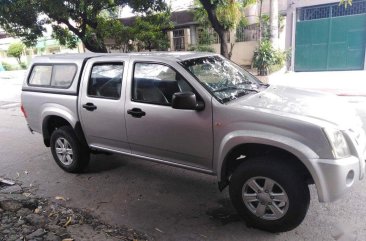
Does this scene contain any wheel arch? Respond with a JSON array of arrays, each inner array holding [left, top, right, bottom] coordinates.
[[41, 107, 87, 147], [216, 134, 320, 196]]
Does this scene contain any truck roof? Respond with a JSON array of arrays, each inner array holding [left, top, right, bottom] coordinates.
[[32, 51, 218, 63]]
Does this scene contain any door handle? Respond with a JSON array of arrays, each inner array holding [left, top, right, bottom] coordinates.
[[82, 103, 97, 111], [127, 108, 146, 118]]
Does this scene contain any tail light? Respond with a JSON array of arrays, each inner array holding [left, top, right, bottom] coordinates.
[[21, 103, 28, 118]]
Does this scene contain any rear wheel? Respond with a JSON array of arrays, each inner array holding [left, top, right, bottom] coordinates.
[[50, 126, 90, 173], [229, 156, 310, 232]]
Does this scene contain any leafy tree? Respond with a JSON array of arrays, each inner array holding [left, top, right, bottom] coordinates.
[[97, 18, 134, 52], [97, 11, 172, 52], [0, 0, 167, 52], [340, 0, 352, 7], [196, 0, 255, 58], [260, 14, 285, 42], [7, 42, 25, 64], [132, 12, 172, 51]]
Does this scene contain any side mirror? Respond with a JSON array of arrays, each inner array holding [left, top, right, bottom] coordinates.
[[172, 92, 204, 111]]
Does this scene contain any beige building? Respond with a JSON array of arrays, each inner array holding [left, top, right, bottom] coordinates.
[[165, 7, 287, 66], [114, 2, 288, 66]]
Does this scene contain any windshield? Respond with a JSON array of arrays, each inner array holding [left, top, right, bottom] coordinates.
[[181, 56, 266, 103]]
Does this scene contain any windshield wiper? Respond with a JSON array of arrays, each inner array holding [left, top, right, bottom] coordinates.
[[214, 86, 259, 93]]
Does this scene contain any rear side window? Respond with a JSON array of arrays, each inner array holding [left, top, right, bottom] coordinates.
[[87, 63, 124, 99], [51, 65, 77, 87], [29, 64, 77, 88], [29, 66, 52, 86]]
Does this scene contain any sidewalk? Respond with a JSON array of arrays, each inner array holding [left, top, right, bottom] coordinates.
[[0, 70, 26, 80], [268, 70, 366, 97]]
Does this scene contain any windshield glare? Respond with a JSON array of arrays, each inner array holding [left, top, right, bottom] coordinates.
[[181, 56, 264, 103]]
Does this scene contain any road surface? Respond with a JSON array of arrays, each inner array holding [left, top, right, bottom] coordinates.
[[1, 71, 365, 240]]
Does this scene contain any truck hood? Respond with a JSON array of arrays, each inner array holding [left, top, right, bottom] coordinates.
[[233, 85, 363, 130]]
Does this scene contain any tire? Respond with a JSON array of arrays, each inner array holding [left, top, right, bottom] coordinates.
[[229, 156, 310, 233], [50, 126, 90, 173]]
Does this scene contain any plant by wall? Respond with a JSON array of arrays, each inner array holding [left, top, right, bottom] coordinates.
[[188, 44, 215, 52], [259, 14, 285, 41], [7, 42, 25, 64], [253, 40, 289, 76]]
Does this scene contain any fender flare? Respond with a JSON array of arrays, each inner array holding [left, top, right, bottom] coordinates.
[[216, 131, 321, 196]]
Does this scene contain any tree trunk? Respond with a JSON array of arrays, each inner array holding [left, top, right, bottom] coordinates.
[[270, 0, 279, 48], [218, 30, 229, 58], [258, 0, 263, 42], [228, 42, 235, 60], [199, 0, 229, 58], [83, 40, 108, 53]]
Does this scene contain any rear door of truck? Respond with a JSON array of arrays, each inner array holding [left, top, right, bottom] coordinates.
[[78, 56, 130, 153]]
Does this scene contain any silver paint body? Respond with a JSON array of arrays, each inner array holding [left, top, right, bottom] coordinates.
[[21, 52, 366, 203]]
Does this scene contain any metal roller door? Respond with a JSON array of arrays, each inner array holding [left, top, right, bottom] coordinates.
[[295, 1, 366, 71]]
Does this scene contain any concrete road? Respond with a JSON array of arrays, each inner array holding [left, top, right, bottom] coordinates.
[[1, 72, 366, 240]]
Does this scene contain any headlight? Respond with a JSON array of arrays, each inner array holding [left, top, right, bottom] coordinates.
[[323, 128, 351, 159]]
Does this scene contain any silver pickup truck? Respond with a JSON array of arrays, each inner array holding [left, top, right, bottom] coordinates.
[[21, 52, 365, 232]]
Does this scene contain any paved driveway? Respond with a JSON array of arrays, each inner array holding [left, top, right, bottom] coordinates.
[[1, 70, 366, 240], [269, 70, 366, 96], [269, 70, 366, 128]]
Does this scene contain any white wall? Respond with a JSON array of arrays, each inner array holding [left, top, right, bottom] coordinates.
[[245, 0, 288, 25], [212, 41, 258, 66]]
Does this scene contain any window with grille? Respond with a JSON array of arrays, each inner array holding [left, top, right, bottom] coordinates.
[[197, 28, 230, 44], [173, 29, 185, 51], [236, 24, 259, 42], [299, 0, 366, 21]]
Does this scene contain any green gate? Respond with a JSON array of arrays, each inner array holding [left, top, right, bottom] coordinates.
[[295, 1, 366, 71]]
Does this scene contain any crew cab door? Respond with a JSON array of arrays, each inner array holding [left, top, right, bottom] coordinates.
[[79, 57, 130, 153], [124, 59, 213, 170]]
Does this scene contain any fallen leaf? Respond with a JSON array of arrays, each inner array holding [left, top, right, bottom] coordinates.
[[23, 193, 31, 197], [154, 228, 164, 233], [55, 196, 66, 201], [0, 178, 15, 185], [62, 239, 74, 241], [64, 216, 72, 227], [16, 172, 20, 177]]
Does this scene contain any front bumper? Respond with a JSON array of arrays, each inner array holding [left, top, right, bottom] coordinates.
[[314, 155, 365, 202]]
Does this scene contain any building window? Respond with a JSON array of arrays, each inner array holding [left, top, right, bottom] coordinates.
[[236, 24, 259, 42], [197, 28, 230, 44], [173, 29, 185, 51]]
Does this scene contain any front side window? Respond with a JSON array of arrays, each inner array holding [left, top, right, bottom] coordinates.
[[29, 64, 76, 87], [88, 63, 123, 99], [181, 56, 265, 103], [132, 62, 192, 105]]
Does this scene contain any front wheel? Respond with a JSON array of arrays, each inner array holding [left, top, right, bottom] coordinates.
[[229, 157, 310, 233], [50, 126, 90, 173]]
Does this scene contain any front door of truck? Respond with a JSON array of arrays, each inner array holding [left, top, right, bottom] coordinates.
[[124, 60, 213, 170], [79, 57, 130, 153]]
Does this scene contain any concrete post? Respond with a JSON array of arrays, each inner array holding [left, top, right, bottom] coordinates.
[[184, 28, 191, 50], [270, 0, 279, 49], [168, 31, 174, 51]]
